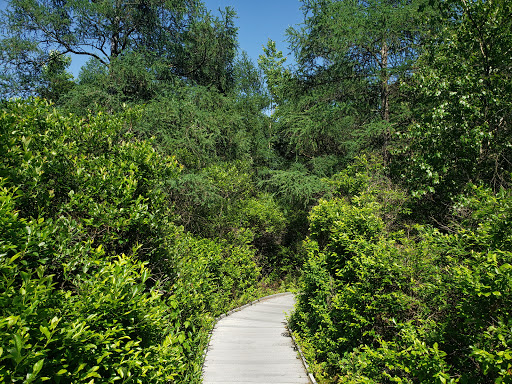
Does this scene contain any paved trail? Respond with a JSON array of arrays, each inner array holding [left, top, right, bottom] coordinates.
[[202, 293, 310, 384]]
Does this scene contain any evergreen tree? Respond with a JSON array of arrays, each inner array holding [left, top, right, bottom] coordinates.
[[278, 0, 435, 161]]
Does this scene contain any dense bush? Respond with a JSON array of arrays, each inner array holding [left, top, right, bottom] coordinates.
[[168, 160, 289, 275], [0, 99, 261, 383], [0, 99, 181, 274], [0, 181, 187, 383], [290, 162, 512, 383]]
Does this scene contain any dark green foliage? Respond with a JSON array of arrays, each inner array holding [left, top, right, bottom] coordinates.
[[232, 52, 276, 166], [271, 0, 436, 163], [171, 161, 254, 237], [180, 7, 239, 94], [63, 53, 171, 115], [394, 0, 512, 214], [132, 86, 254, 168], [261, 166, 329, 209], [168, 161, 290, 276], [258, 164, 330, 261]]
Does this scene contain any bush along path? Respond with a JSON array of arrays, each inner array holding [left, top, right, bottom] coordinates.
[[289, 158, 512, 383], [202, 293, 311, 384], [0, 99, 262, 383]]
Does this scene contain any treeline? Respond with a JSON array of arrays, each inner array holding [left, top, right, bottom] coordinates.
[[1, 0, 512, 383]]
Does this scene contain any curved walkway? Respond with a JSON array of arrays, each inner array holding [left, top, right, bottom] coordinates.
[[202, 293, 310, 384]]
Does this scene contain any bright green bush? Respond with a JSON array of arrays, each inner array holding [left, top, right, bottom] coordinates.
[[0, 181, 186, 383], [325, 155, 411, 228], [0, 99, 262, 383], [0, 99, 181, 271], [239, 193, 289, 274], [172, 229, 260, 316], [291, 166, 512, 383]]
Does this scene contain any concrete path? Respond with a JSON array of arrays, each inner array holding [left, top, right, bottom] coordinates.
[[202, 293, 310, 384]]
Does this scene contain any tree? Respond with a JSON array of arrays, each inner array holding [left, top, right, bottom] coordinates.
[[258, 39, 290, 114], [0, 0, 239, 96], [291, 0, 431, 119], [235, 51, 267, 105], [180, 6, 239, 93], [396, 0, 512, 209], [1, 0, 201, 66], [279, 0, 435, 160], [232, 52, 276, 166], [37, 50, 75, 102]]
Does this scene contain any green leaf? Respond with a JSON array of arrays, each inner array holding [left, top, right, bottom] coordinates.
[[33, 359, 44, 375], [40, 325, 51, 341], [12, 333, 24, 363]]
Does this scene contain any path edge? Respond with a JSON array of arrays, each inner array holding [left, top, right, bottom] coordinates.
[[287, 323, 318, 384]]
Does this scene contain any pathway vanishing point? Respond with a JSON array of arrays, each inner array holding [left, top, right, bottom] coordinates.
[[202, 293, 310, 384]]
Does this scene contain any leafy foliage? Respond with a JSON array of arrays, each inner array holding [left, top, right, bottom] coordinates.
[[291, 160, 512, 383], [0, 99, 261, 383], [132, 86, 255, 169], [395, 0, 512, 210], [0, 180, 187, 383], [0, 0, 239, 97]]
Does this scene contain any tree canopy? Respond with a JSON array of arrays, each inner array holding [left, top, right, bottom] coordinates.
[[0, 0, 238, 96]]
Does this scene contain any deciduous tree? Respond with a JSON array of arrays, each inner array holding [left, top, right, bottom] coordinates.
[[0, 0, 238, 96]]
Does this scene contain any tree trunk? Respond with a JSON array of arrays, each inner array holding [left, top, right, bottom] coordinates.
[[380, 41, 389, 122], [380, 40, 390, 164], [110, 0, 122, 59]]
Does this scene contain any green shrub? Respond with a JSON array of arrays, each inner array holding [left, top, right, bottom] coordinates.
[[0, 99, 262, 383], [0, 98, 181, 273], [171, 161, 253, 238], [291, 167, 512, 383], [0, 181, 186, 383]]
